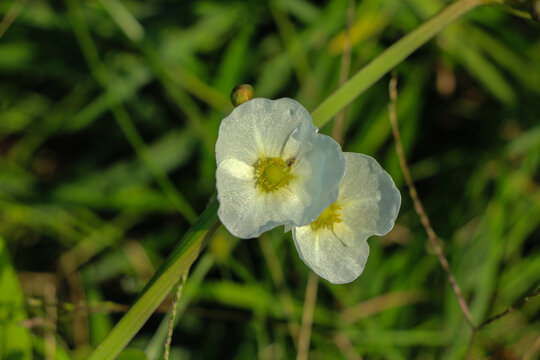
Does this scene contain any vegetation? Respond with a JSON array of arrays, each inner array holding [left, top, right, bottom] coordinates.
[[0, 0, 539, 359]]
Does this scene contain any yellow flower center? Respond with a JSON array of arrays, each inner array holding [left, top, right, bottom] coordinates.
[[253, 157, 294, 192], [311, 202, 342, 231]]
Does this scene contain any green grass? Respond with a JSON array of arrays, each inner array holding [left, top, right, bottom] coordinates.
[[0, 0, 539, 359]]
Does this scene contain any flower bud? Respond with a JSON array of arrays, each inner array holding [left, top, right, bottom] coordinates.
[[230, 84, 254, 107]]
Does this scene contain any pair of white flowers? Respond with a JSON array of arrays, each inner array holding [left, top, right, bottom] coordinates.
[[215, 98, 401, 284]]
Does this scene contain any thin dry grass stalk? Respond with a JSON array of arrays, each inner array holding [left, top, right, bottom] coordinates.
[[388, 73, 540, 359], [334, 333, 363, 360], [296, 272, 319, 360], [523, 334, 540, 360], [0, 0, 26, 38], [259, 235, 300, 347], [332, 0, 356, 145], [164, 271, 188, 360], [387, 73, 475, 329], [341, 290, 426, 322], [478, 288, 540, 330]]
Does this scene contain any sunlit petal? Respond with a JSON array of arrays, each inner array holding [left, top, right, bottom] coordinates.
[[293, 225, 370, 284]]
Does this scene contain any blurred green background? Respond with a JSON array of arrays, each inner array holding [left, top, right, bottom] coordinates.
[[1, 0, 539, 359]]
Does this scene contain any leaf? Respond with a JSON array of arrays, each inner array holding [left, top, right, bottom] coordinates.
[[0, 237, 32, 360], [196, 281, 281, 316], [311, 0, 482, 128], [51, 128, 197, 211], [88, 200, 220, 360], [117, 348, 148, 360]]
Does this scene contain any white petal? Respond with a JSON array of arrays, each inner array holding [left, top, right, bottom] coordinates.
[[337, 152, 401, 241], [215, 98, 312, 164], [290, 152, 400, 282], [292, 226, 370, 284], [215, 97, 346, 239], [216, 159, 275, 238], [283, 122, 346, 226], [215, 158, 320, 239]]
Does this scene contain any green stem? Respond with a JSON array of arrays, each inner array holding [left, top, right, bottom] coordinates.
[[312, 0, 484, 128], [88, 200, 220, 360]]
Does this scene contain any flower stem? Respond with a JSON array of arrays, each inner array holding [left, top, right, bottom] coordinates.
[[312, 0, 485, 129]]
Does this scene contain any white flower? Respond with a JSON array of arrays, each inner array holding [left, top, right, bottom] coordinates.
[[292, 152, 401, 284], [215, 98, 345, 239]]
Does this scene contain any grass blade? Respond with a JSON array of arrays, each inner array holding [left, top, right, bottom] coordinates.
[[311, 0, 483, 128], [88, 200, 220, 360]]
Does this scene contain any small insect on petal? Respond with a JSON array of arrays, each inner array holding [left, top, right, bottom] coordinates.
[[286, 156, 297, 167]]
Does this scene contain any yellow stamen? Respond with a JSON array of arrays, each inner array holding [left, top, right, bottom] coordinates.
[[253, 157, 294, 192], [311, 202, 342, 231]]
